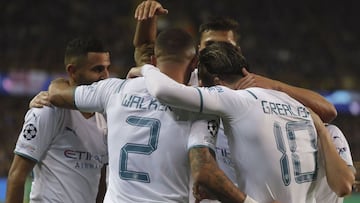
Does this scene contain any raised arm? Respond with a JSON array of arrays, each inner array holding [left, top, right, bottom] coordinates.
[[239, 68, 337, 122], [48, 78, 76, 109], [133, 0, 168, 66], [310, 110, 354, 197]]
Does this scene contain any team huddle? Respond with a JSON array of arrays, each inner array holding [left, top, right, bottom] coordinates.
[[5, 1, 356, 203]]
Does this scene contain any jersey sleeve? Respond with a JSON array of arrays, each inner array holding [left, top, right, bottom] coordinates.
[[326, 124, 354, 167], [75, 78, 125, 113], [187, 116, 219, 152], [14, 107, 58, 162], [142, 65, 238, 116]]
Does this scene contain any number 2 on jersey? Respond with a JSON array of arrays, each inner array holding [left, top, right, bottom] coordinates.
[[119, 116, 160, 183], [274, 120, 318, 186]]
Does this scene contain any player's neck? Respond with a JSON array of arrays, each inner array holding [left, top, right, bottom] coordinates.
[[80, 111, 95, 119], [159, 64, 188, 84]]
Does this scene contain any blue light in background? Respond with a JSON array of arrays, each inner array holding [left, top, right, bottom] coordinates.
[[0, 178, 6, 202]]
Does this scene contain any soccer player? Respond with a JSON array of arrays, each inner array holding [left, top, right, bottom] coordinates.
[[133, 2, 337, 202], [314, 122, 356, 202], [47, 29, 253, 202], [129, 41, 331, 202], [6, 37, 110, 203]]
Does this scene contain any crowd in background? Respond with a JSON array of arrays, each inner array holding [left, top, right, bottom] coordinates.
[[0, 0, 359, 177]]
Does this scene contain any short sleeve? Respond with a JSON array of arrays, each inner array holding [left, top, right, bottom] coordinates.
[[75, 78, 125, 113], [326, 124, 354, 167], [14, 107, 58, 162], [187, 117, 219, 152]]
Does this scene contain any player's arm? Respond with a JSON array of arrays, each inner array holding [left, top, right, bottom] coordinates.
[[48, 78, 76, 109], [140, 65, 224, 114], [239, 68, 337, 122], [189, 147, 257, 203], [310, 110, 355, 197], [133, 0, 168, 66], [6, 155, 36, 203], [188, 119, 258, 203]]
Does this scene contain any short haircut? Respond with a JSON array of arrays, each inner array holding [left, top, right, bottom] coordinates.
[[155, 28, 196, 63], [64, 37, 108, 65], [198, 41, 248, 85], [199, 16, 240, 43]]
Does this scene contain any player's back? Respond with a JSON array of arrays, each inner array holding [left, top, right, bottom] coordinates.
[[104, 77, 197, 203], [224, 87, 318, 203]]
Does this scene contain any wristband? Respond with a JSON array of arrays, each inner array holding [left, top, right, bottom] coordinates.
[[244, 195, 258, 203]]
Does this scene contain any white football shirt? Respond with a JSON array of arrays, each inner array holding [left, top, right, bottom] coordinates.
[[142, 65, 319, 203], [190, 69, 237, 183], [315, 124, 354, 203], [15, 107, 108, 203], [74, 77, 217, 202], [189, 69, 237, 203]]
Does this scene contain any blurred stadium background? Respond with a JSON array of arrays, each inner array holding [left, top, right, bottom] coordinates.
[[0, 0, 359, 202]]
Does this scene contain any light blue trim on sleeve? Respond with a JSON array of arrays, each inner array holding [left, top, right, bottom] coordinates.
[[195, 87, 203, 113], [116, 79, 128, 93], [188, 145, 216, 154], [14, 151, 39, 163], [246, 90, 258, 99]]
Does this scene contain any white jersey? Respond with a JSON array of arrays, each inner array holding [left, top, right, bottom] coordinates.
[[315, 124, 354, 203], [15, 107, 108, 203], [189, 69, 237, 203], [190, 69, 237, 182], [142, 65, 319, 203], [74, 77, 217, 203]]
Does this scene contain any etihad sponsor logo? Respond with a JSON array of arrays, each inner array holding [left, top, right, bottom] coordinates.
[[64, 150, 106, 164]]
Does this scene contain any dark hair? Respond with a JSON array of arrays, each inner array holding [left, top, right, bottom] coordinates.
[[199, 16, 240, 43], [64, 36, 108, 65], [198, 41, 248, 86], [155, 28, 196, 63]]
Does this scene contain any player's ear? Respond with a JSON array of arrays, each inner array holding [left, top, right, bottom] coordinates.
[[189, 55, 198, 72], [66, 64, 79, 80], [66, 64, 76, 74]]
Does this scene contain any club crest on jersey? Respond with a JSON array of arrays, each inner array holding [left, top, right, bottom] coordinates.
[[207, 120, 219, 137], [23, 123, 37, 140]]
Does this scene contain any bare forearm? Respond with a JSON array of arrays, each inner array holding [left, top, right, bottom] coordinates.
[[48, 79, 77, 109], [6, 172, 26, 203], [133, 17, 157, 47], [190, 148, 247, 202], [6, 180, 25, 203], [133, 18, 156, 66], [277, 82, 337, 122]]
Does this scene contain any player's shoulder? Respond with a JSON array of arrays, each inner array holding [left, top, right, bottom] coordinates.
[[325, 123, 340, 132], [325, 124, 346, 139], [119, 77, 146, 93], [325, 124, 343, 134], [96, 77, 125, 87], [24, 105, 62, 123], [236, 87, 268, 100]]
